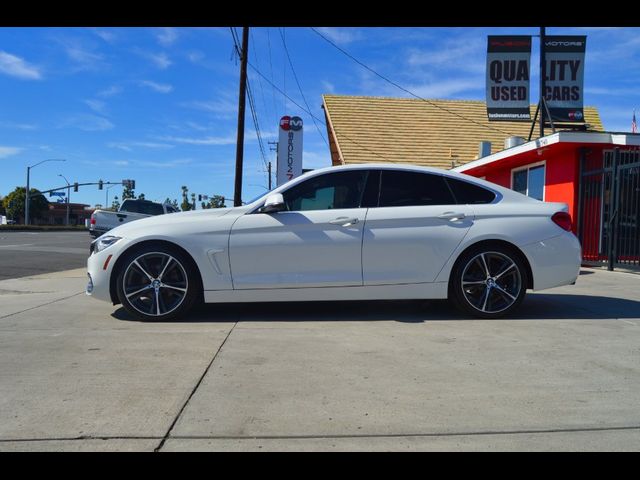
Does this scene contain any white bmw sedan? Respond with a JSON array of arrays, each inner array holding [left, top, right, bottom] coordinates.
[[87, 164, 581, 320]]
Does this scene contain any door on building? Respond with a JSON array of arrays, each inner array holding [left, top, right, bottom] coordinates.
[[579, 149, 640, 269]]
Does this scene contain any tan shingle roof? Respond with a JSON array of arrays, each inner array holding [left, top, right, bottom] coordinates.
[[322, 95, 604, 169]]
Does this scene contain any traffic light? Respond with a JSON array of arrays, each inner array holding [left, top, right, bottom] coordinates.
[[73, 182, 79, 192], [131, 180, 135, 190], [198, 195, 202, 202], [98, 180, 103, 190]]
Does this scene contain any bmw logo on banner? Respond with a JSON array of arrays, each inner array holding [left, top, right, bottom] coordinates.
[[277, 115, 303, 186]]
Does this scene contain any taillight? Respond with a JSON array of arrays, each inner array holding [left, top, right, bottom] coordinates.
[[90, 214, 96, 225], [552, 212, 572, 232]]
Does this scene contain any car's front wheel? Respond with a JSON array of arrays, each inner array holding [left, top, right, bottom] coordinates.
[[116, 245, 200, 321], [450, 246, 528, 318]]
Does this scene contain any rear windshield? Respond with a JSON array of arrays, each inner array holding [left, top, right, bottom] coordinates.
[[122, 200, 165, 215]]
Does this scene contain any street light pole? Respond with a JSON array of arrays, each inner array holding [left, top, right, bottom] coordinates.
[[25, 159, 66, 225], [58, 174, 71, 226]]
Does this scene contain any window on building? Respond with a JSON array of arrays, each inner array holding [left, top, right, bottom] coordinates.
[[512, 163, 545, 201]]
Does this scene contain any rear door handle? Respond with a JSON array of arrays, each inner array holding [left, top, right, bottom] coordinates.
[[329, 217, 359, 227], [438, 212, 466, 221]]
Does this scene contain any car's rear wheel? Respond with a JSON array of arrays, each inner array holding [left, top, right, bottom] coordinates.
[[116, 245, 200, 321], [450, 246, 527, 318]]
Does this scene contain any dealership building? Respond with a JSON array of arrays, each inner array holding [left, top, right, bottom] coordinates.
[[322, 94, 640, 270]]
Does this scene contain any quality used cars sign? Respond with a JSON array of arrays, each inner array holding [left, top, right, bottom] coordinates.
[[486, 35, 532, 122]]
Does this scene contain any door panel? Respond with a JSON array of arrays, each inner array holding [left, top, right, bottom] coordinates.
[[229, 209, 365, 289], [362, 205, 474, 285]]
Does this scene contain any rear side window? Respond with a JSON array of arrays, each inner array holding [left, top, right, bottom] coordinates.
[[445, 177, 496, 204], [379, 171, 456, 207]]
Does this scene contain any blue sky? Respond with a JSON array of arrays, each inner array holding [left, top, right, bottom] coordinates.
[[1, 26, 638, 208]]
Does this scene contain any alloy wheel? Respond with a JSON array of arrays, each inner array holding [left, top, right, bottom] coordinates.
[[460, 251, 522, 314], [122, 252, 189, 317]]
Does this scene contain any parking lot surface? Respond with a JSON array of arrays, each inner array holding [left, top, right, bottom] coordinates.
[[0, 231, 90, 280], [0, 264, 639, 451]]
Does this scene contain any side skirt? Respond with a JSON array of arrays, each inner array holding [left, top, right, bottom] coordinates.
[[204, 282, 449, 303]]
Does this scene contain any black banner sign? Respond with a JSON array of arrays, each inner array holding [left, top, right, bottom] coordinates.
[[486, 36, 532, 121], [543, 35, 587, 123]]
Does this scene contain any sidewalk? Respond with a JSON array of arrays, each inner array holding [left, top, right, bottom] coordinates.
[[1, 268, 639, 451]]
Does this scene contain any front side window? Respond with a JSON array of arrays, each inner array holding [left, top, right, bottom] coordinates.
[[282, 170, 368, 211], [378, 171, 456, 207], [512, 164, 545, 201]]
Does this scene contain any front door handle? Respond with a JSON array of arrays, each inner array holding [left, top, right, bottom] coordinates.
[[329, 217, 359, 227], [438, 212, 466, 221]]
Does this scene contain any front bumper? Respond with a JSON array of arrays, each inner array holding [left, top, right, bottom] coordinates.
[[86, 240, 127, 303]]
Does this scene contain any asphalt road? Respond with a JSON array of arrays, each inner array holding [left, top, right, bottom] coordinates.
[[0, 231, 91, 280]]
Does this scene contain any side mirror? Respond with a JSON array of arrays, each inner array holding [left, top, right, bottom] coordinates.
[[259, 193, 285, 213]]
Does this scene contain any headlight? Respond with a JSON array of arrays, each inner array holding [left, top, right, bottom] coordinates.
[[93, 235, 122, 254]]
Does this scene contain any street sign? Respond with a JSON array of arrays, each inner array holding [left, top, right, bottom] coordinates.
[[50, 191, 65, 197], [56, 198, 66, 203]]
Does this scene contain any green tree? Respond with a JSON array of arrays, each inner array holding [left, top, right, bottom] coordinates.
[[138, 193, 146, 200], [2, 187, 49, 223], [122, 183, 136, 200], [209, 195, 226, 208], [111, 195, 121, 211], [164, 198, 179, 210], [0, 194, 5, 216], [180, 186, 192, 211]]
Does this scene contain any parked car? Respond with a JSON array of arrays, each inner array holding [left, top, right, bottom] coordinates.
[[86, 164, 581, 321], [89, 199, 178, 238]]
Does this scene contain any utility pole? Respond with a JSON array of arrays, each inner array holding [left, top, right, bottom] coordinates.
[[25, 158, 65, 225], [233, 27, 249, 207], [58, 174, 71, 226], [539, 26, 546, 139]]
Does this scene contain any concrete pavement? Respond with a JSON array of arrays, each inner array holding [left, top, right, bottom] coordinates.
[[0, 267, 639, 451]]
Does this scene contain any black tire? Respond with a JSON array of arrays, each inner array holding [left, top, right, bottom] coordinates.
[[449, 245, 528, 319], [115, 243, 201, 321]]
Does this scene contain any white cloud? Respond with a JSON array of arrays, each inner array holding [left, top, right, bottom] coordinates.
[[139, 80, 173, 94], [0, 51, 42, 80], [314, 27, 361, 45], [84, 99, 107, 114], [179, 97, 238, 118], [58, 38, 105, 71], [156, 27, 180, 46], [97, 85, 123, 98], [59, 114, 114, 132], [92, 28, 117, 43], [158, 135, 237, 146], [0, 146, 23, 158], [0, 121, 38, 130], [137, 50, 172, 69], [108, 141, 174, 151]]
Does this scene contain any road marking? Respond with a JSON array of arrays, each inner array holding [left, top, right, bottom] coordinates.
[[0, 244, 34, 248]]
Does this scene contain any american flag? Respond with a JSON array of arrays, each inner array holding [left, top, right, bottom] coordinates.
[[633, 110, 637, 133]]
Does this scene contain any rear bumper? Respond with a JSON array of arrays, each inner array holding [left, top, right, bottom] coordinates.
[[521, 231, 582, 291]]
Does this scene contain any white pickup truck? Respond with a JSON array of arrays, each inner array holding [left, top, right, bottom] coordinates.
[[89, 199, 178, 238]]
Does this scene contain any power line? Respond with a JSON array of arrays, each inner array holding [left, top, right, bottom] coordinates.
[[309, 27, 517, 138], [248, 60, 401, 164], [266, 28, 280, 129], [230, 28, 269, 184], [279, 27, 330, 148]]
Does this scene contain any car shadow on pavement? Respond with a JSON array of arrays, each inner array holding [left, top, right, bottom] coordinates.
[[111, 292, 640, 323]]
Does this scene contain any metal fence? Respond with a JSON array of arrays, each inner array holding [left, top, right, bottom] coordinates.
[[578, 147, 640, 270]]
